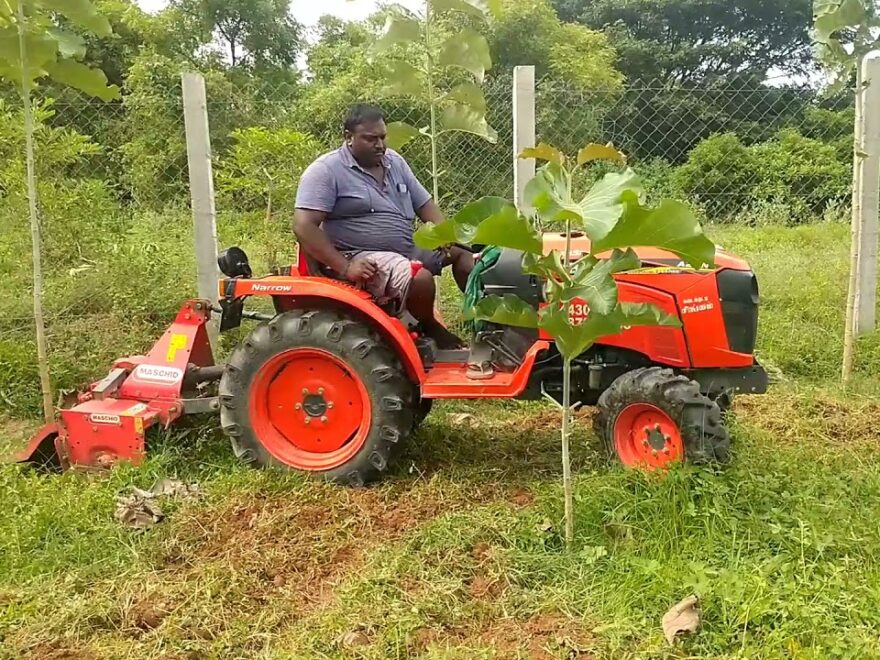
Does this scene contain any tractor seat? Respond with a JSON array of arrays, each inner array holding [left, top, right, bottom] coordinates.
[[295, 249, 424, 279]]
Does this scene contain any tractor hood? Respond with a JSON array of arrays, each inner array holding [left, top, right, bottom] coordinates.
[[541, 232, 751, 272]]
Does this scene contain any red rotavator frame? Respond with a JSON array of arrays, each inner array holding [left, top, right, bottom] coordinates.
[[21, 301, 217, 469]]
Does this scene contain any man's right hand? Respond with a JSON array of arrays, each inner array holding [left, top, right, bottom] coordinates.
[[344, 254, 378, 283]]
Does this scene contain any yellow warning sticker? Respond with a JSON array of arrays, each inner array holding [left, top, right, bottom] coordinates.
[[629, 266, 714, 275], [166, 333, 188, 362], [134, 417, 144, 435], [122, 402, 149, 417]]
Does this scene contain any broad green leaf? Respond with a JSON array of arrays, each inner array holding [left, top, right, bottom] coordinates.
[[814, 0, 866, 42], [45, 59, 119, 100], [415, 196, 510, 248], [0, 28, 60, 88], [592, 190, 716, 270], [438, 29, 491, 83], [524, 162, 571, 221], [50, 28, 86, 59], [471, 203, 539, 251], [385, 121, 420, 150], [374, 13, 421, 51], [381, 60, 423, 96], [415, 219, 457, 248], [522, 251, 567, 280], [578, 169, 643, 239], [466, 294, 539, 329], [414, 196, 541, 253], [539, 299, 678, 360], [519, 143, 566, 166], [539, 302, 617, 359], [560, 248, 640, 315], [453, 195, 512, 224], [443, 82, 486, 112], [44, 0, 112, 36], [618, 302, 681, 328], [569, 253, 600, 281], [526, 162, 643, 240], [576, 143, 626, 166], [439, 103, 497, 142], [432, 0, 502, 18]]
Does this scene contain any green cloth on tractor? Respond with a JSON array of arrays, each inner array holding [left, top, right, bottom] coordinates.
[[462, 246, 502, 334]]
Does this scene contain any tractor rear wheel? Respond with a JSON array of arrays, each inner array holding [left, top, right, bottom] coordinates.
[[594, 367, 729, 469], [219, 309, 414, 485]]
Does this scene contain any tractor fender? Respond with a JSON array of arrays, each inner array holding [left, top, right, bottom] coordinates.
[[269, 278, 426, 384]]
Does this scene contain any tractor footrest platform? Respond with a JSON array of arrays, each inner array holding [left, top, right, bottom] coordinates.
[[421, 341, 550, 399]]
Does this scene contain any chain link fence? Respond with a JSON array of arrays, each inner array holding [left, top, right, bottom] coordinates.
[[0, 75, 855, 416]]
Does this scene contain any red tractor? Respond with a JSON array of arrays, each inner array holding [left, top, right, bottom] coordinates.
[[20, 235, 768, 484]]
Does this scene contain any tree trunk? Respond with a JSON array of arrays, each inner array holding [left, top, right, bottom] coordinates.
[[424, 0, 440, 204], [561, 220, 574, 546], [561, 356, 574, 546], [17, 2, 55, 421], [843, 62, 865, 385]]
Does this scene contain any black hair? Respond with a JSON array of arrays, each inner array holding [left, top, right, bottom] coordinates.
[[344, 103, 386, 132]]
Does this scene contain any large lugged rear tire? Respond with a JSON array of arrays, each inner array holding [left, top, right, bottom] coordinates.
[[594, 367, 729, 468], [219, 309, 414, 485]]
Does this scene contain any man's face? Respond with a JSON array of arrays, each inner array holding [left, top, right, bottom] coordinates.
[[346, 119, 387, 167]]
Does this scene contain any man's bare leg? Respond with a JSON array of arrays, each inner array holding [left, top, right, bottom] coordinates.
[[408, 269, 464, 349], [448, 246, 475, 292]]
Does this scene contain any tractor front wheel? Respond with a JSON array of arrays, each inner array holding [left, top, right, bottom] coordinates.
[[219, 309, 414, 485], [594, 367, 729, 469]]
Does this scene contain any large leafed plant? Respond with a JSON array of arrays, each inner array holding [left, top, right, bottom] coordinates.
[[0, 0, 119, 420], [416, 143, 715, 544], [373, 0, 500, 202]]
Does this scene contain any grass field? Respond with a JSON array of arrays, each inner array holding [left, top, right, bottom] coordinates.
[[2, 222, 880, 659]]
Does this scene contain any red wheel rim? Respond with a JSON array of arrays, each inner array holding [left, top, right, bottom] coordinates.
[[249, 348, 371, 471], [613, 403, 684, 469]]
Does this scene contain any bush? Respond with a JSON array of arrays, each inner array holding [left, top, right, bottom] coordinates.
[[675, 129, 850, 222], [673, 133, 761, 217], [216, 127, 322, 213], [752, 128, 849, 218]]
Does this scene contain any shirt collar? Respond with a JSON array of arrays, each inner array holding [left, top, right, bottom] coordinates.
[[340, 144, 390, 170]]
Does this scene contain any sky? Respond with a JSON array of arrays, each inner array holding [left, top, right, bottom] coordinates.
[[135, 0, 422, 26]]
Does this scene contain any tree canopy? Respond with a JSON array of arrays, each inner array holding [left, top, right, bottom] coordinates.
[[169, 0, 303, 70], [551, 0, 815, 85]]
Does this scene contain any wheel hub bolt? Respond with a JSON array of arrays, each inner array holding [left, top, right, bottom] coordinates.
[[318, 387, 325, 395], [327, 402, 334, 409], [295, 403, 302, 410], [302, 388, 309, 395], [320, 415, 328, 423], [304, 418, 311, 425], [655, 424, 661, 431]]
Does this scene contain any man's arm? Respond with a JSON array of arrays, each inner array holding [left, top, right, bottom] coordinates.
[[396, 153, 443, 223], [415, 199, 444, 225], [293, 161, 377, 282], [293, 210, 378, 283], [293, 208, 349, 274]]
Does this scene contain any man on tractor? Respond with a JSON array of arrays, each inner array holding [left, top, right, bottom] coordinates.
[[293, 103, 473, 349]]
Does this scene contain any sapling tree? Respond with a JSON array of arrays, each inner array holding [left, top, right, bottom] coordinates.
[[812, 0, 880, 384], [373, 0, 500, 202], [0, 0, 119, 420], [416, 142, 715, 544]]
